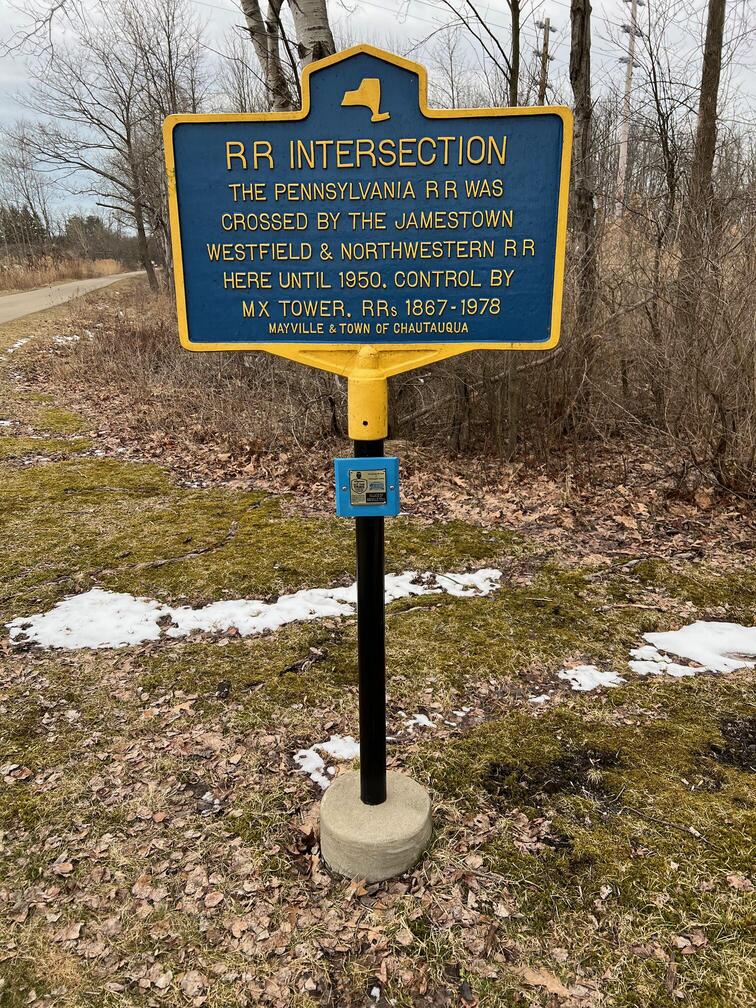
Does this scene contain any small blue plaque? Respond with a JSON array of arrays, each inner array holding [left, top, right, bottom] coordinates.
[[334, 457, 400, 517]]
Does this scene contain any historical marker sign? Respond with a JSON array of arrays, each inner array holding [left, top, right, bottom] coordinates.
[[164, 44, 572, 374], [165, 45, 573, 860]]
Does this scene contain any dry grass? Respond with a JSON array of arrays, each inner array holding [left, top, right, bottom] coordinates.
[[0, 256, 126, 293], [53, 283, 344, 452], [40, 221, 756, 498]]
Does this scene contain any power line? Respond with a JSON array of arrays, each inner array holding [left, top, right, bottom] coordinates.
[[184, 0, 643, 97], [352, 0, 630, 62]]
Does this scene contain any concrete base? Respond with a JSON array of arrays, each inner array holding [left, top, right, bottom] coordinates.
[[320, 770, 432, 882]]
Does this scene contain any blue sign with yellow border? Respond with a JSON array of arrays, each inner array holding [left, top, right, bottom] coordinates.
[[164, 45, 571, 369]]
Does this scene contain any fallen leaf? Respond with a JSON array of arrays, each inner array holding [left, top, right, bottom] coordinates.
[[227, 916, 250, 938], [515, 965, 571, 997], [394, 926, 414, 947], [54, 921, 83, 943], [726, 873, 754, 892], [179, 970, 207, 997]]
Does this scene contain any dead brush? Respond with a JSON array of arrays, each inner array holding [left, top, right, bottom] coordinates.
[[0, 256, 125, 293], [53, 284, 346, 454]]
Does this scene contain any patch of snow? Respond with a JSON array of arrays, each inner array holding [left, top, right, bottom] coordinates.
[[558, 665, 626, 691], [558, 622, 756, 691], [403, 712, 435, 730], [316, 734, 360, 760], [293, 747, 331, 790], [528, 693, 551, 704], [383, 571, 427, 602], [642, 621, 756, 675], [630, 644, 663, 662], [294, 734, 360, 789], [5, 338, 30, 354], [433, 569, 503, 597], [6, 568, 503, 651], [6, 589, 167, 649], [628, 658, 695, 678]]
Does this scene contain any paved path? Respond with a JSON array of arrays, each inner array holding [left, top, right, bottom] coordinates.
[[0, 271, 143, 326]]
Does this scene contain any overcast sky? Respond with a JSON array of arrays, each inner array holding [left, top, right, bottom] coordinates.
[[0, 0, 753, 213], [3, 0, 751, 119]]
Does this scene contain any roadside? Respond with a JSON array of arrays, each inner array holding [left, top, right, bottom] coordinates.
[[0, 271, 143, 326], [0, 257, 128, 297], [0, 282, 753, 1008]]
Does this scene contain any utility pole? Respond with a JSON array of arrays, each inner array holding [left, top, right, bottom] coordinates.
[[536, 18, 557, 105], [615, 0, 645, 217]]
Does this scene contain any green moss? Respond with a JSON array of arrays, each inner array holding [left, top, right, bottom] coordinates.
[[628, 559, 756, 623], [134, 557, 753, 716], [440, 673, 754, 838], [387, 518, 521, 570], [325, 563, 665, 697], [0, 457, 519, 625], [134, 560, 660, 711], [33, 407, 88, 434], [136, 625, 345, 715], [430, 674, 756, 1005], [0, 435, 92, 460], [0, 958, 51, 1008]]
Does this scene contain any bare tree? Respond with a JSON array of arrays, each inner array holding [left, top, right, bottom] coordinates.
[[569, 0, 598, 410], [237, 0, 335, 111], [431, 1, 522, 107], [0, 123, 54, 237], [675, 0, 727, 330], [218, 30, 268, 112], [22, 33, 158, 289], [12, 0, 208, 292], [508, 0, 520, 105], [124, 0, 208, 288], [287, 0, 335, 63]]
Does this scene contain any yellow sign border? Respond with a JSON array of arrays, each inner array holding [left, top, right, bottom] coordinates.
[[163, 43, 573, 381]]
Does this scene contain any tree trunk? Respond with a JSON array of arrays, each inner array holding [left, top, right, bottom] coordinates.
[[675, 0, 727, 333], [288, 0, 335, 65], [509, 0, 520, 106], [239, 0, 296, 111], [134, 196, 158, 292], [238, 0, 334, 110], [450, 374, 471, 452], [569, 0, 599, 412]]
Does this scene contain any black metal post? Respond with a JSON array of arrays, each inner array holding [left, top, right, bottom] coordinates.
[[354, 437, 387, 805]]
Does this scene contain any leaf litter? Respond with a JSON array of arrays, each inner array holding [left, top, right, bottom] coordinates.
[[1, 287, 755, 1007]]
